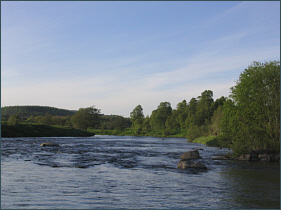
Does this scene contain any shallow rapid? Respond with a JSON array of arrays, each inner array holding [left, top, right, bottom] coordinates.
[[1, 136, 280, 209]]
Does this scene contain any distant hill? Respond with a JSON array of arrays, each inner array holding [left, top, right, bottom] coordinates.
[[1, 105, 76, 120]]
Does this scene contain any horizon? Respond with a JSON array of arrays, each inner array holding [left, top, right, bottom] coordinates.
[[2, 1, 280, 117]]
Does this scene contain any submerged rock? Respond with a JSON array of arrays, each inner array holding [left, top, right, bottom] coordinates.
[[258, 154, 270, 162], [180, 150, 201, 160], [236, 151, 280, 162], [212, 156, 229, 160], [40, 142, 59, 147], [177, 160, 207, 169], [238, 154, 251, 161]]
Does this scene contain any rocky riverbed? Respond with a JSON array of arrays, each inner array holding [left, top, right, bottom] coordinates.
[[177, 148, 280, 170]]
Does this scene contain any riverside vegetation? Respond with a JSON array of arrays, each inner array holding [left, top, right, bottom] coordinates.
[[1, 61, 280, 158]]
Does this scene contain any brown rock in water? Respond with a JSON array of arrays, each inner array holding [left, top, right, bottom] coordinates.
[[180, 150, 201, 160], [238, 154, 251, 161], [40, 142, 59, 147], [258, 154, 270, 162], [177, 160, 207, 169]]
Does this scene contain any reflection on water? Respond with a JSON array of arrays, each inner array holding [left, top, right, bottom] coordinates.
[[1, 136, 280, 209], [220, 161, 280, 209]]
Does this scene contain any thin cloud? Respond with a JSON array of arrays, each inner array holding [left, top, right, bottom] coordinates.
[[1, 1, 280, 117]]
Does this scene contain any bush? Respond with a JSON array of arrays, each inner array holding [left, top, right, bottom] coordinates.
[[187, 125, 209, 141], [8, 115, 20, 126], [192, 134, 232, 148]]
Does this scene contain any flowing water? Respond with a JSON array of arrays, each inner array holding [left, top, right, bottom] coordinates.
[[1, 136, 280, 209]]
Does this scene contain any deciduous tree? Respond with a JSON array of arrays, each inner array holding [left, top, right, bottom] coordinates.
[[150, 102, 172, 130], [130, 105, 144, 129], [221, 61, 280, 155], [71, 106, 101, 131], [8, 114, 20, 126]]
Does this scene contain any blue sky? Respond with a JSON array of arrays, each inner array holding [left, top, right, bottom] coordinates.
[[1, 1, 280, 117]]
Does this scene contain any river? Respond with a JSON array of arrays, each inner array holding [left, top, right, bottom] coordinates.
[[1, 135, 280, 209]]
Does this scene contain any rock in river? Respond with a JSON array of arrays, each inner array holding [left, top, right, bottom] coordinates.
[[238, 154, 251, 161], [40, 142, 59, 147], [177, 160, 207, 169], [180, 150, 202, 160]]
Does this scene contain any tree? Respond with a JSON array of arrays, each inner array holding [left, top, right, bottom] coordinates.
[[195, 90, 214, 126], [165, 110, 180, 129], [150, 102, 172, 130], [142, 116, 151, 133], [221, 61, 280, 155], [175, 100, 188, 129], [71, 106, 101, 131], [108, 115, 130, 131], [8, 114, 20, 126], [210, 105, 223, 136], [185, 97, 198, 128], [130, 105, 144, 129], [52, 116, 72, 126], [40, 113, 53, 125]]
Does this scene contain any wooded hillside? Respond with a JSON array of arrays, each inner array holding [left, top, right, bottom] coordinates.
[[1, 106, 76, 120]]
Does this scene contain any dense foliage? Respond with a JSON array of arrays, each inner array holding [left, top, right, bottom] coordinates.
[[7, 114, 20, 126], [126, 91, 226, 139], [71, 106, 101, 131], [1, 106, 131, 131], [99, 115, 131, 131], [221, 61, 280, 155], [130, 105, 145, 133]]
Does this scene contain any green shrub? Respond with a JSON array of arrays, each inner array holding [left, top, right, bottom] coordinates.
[[8, 115, 20, 126]]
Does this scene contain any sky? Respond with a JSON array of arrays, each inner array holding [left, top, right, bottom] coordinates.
[[1, 1, 280, 117]]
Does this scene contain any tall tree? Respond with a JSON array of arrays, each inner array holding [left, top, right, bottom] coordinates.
[[195, 90, 214, 126], [175, 100, 188, 129], [142, 116, 151, 133], [221, 61, 280, 155], [210, 105, 223, 136], [108, 115, 130, 131], [71, 106, 101, 131], [185, 97, 198, 128], [130, 105, 144, 129], [150, 102, 172, 130]]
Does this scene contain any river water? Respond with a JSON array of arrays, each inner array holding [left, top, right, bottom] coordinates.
[[1, 135, 280, 209]]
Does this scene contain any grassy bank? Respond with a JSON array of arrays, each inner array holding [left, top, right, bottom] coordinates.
[[1, 123, 94, 137], [88, 128, 187, 138], [191, 135, 230, 148]]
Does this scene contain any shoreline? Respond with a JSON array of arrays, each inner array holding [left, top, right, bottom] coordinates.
[[2, 125, 279, 163], [1, 124, 93, 138]]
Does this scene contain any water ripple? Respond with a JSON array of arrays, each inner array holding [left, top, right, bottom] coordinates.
[[1, 136, 279, 209]]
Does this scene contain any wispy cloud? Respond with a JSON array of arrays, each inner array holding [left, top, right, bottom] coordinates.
[[1, 1, 279, 116]]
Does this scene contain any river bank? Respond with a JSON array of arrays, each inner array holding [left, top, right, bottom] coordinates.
[[88, 128, 186, 138], [2, 125, 279, 163], [192, 135, 280, 162], [1, 123, 93, 137]]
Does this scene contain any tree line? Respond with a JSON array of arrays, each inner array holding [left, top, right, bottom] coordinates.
[[2, 61, 279, 156], [131, 61, 280, 155], [130, 91, 226, 139], [3, 110, 131, 131]]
